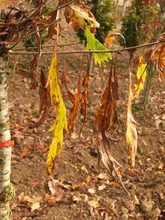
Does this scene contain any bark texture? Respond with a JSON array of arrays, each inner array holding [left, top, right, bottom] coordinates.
[[0, 57, 14, 220]]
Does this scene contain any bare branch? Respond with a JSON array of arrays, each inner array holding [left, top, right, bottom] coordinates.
[[9, 41, 164, 56]]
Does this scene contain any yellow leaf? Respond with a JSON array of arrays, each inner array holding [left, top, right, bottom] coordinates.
[[126, 72, 138, 168], [133, 55, 147, 98], [46, 50, 67, 174]]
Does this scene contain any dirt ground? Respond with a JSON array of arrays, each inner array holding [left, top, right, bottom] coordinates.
[[7, 20, 165, 220]]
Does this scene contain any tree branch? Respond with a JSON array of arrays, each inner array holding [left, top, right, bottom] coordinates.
[[9, 41, 164, 56]]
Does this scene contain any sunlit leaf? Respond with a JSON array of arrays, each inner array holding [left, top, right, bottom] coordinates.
[[46, 50, 67, 174], [126, 72, 138, 168], [133, 55, 147, 98], [84, 27, 112, 66]]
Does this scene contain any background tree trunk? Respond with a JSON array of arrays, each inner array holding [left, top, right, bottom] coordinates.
[[0, 57, 14, 220], [122, 0, 128, 17]]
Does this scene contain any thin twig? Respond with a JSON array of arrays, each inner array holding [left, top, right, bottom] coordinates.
[[9, 41, 164, 55], [8, 19, 61, 50], [5, 0, 75, 50], [57, 0, 76, 11], [12, 42, 81, 51]]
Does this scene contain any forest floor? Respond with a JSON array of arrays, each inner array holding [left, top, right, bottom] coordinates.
[[7, 17, 165, 220]]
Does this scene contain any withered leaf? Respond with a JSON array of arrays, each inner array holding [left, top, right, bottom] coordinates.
[[64, 7, 86, 32], [126, 72, 138, 168], [64, 3, 99, 32], [63, 60, 82, 132], [95, 66, 118, 132], [67, 72, 81, 132], [94, 65, 120, 176], [29, 69, 51, 128], [105, 33, 116, 48], [152, 33, 165, 80], [63, 61, 75, 104], [80, 58, 90, 123], [70, 4, 99, 28]]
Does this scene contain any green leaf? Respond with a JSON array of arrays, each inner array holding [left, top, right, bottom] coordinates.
[[84, 27, 112, 66]]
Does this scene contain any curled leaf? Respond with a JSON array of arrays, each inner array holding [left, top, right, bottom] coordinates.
[[94, 65, 130, 194], [152, 33, 165, 80], [70, 4, 99, 28], [64, 7, 86, 32]]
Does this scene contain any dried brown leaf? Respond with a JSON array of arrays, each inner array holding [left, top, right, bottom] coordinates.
[[152, 33, 165, 80], [67, 74, 81, 131], [64, 61, 82, 132], [80, 68, 90, 121], [94, 65, 129, 194], [29, 69, 51, 128]]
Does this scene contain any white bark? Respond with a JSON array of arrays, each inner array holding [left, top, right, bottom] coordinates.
[[0, 57, 14, 220]]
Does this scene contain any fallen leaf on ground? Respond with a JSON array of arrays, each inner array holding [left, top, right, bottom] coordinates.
[[72, 194, 88, 202], [45, 193, 63, 205], [97, 173, 109, 180], [98, 184, 106, 191], [88, 199, 100, 208], [18, 192, 42, 212], [88, 188, 96, 194], [31, 202, 40, 212], [48, 177, 70, 195]]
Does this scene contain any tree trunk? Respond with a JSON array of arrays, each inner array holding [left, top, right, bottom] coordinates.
[[122, 0, 128, 17], [0, 57, 14, 220], [115, 0, 119, 17]]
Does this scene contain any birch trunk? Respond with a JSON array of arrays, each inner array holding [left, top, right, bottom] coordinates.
[[0, 57, 14, 220]]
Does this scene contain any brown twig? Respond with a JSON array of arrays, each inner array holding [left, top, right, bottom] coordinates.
[[12, 42, 81, 51], [9, 41, 164, 55], [57, 0, 76, 10]]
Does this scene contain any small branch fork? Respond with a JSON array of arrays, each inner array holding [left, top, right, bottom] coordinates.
[[9, 41, 164, 56]]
